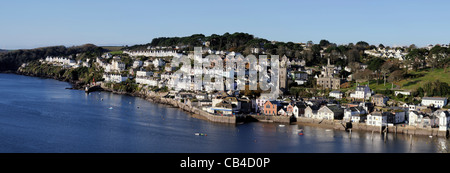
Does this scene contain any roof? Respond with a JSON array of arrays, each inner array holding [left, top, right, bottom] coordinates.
[[306, 105, 320, 111], [269, 101, 282, 106], [348, 107, 364, 112], [370, 112, 383, 116], [327, 105, 344, 113], [422, 97, 447, 101], [372, 94, 386, 98]]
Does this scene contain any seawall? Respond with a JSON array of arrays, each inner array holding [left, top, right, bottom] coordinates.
[[295, 117, 448, 137], [143, 92, 237, 124]]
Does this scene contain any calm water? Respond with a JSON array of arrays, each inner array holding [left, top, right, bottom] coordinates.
[[0, 73, 448, 153]]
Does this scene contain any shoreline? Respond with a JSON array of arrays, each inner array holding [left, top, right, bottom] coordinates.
[[8, 71, 449, 138]]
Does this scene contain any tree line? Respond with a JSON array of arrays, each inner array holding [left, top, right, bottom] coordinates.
[[0, 44, 104, 72]]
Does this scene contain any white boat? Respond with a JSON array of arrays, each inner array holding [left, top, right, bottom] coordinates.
[[195, 133, 207, 136], [108, 107, 113, 110], [279, 125, 285, 127]]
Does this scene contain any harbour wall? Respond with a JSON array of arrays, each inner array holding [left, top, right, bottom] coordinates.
[[295, 117, 448, 137]]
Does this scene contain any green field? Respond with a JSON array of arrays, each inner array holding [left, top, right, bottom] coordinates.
[[397, 68, 450, 91], [101, 46, 124, 52], [340, 68, 450, 93]]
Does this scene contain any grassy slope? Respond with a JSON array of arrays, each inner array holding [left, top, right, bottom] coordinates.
[[396, 68, 450, 91], [340, 68, 450, 93]]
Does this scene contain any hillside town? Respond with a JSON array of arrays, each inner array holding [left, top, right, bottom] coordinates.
[[24, 40, 450, 136]]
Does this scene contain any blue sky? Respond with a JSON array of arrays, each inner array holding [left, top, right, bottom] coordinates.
[[0, 0, 449, 49]]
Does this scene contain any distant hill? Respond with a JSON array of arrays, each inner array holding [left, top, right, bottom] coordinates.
[[0, 44, 104, 72]]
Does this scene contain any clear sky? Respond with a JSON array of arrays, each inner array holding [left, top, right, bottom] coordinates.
[[0, 0, 449, 49]]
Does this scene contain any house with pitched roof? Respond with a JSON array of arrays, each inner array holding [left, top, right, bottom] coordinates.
[[317, 105, 344, 120]]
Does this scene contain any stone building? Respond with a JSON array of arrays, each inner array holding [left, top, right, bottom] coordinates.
[[316, 58, 341, 89]]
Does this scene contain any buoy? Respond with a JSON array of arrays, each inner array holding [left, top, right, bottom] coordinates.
[[298, 133, 303, 135]]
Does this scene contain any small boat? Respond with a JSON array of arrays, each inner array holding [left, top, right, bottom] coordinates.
[[108, 107, 113, 110], [279, 124, 285, 127], [195, 133, 207, 136], [325, 129, 332, 132], [298, 132, 304, 136]]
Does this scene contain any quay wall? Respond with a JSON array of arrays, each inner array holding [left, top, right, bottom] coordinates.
[[144, 92, 236, 124], [296, 117, 448, 137], [249, 115, 291, 123]]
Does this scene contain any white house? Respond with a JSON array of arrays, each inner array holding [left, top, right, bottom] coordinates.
[[394, 91, 411, 96], [421, 97, 448, 108], [343, 107, 366, 122], [304, 106, 319, 118], [350, 85, 372, 100], [153, 58, 166, 68], [132, 60, 143, 68], [136, 70, 153, 77], [408, 111, 424, 126], [110, 59, 126, 72], [293, 104, 306, 118], [317, 105, 344, 120], [329, 91, 343, 99], [103, 73, 129, 83], [124, 50, 181, 58], [437, 110, 450, 131], [366, 112, 388, 126]]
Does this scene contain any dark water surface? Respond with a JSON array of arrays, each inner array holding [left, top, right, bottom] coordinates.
[[0, 73, 447, 153]]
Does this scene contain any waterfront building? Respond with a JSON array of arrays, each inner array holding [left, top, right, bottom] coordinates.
[[293, 103, 307, 118], [317, 105, 344, 120], [409, 111, 425, 127], [304, 105, 319, 118], [366, 112, 388, 126], [387, 109, 406, 124], [437, 110, 450, 131], [263, 101, 282, 116], [343, 107, 367, 122]]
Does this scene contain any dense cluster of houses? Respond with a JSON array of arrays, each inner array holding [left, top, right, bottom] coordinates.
[[364, 48, 408, 60]]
